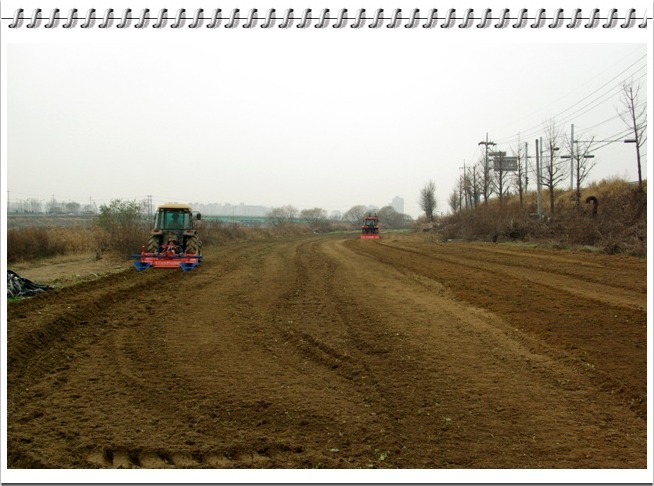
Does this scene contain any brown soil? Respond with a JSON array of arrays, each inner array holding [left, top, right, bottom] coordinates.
[[9, 250, 130, 287], [6, 233, 647, 471]]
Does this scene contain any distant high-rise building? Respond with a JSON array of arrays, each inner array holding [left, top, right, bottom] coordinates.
[[391, 196, 404, 214]]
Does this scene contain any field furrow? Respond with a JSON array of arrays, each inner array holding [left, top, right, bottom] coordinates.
[[6, 233, 647, 471]]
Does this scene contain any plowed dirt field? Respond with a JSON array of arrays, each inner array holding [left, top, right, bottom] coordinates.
[[6, 233, 648, 471]]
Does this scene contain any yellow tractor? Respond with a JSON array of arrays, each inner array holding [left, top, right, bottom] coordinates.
[[133, 203, 203, 271]]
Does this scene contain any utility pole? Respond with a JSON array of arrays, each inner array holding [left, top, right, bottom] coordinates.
[[472, 166, 478, 207], [478, 133, 496, 203], [459, 160, 468, 209], [569, 124, 574, 190], [524, 142, 529, 192], [457, 163, 464, 210], [535, 138, 542, 218], [561, 139, 595, 207]]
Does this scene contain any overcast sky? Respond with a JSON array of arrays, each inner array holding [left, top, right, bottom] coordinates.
[[5, 16, 650, 218]]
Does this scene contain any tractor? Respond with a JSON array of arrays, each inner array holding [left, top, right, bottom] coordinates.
[[132, 203, 203, 271], [360, 213, 380, 239]]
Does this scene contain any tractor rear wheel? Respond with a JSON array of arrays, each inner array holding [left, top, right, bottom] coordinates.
[[147, 235, 161, 253], [185, 235, 202, 256]]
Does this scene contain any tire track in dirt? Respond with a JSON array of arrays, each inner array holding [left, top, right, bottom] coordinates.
[[260, 238, 452, 467], [83, 237, 366, 468], [319, 238, 646, 468], [7, 240, 262, 390], [7, 241, 282, 468], [345, 236, 647, 418], [435, 243, 645, 289], [377, 239, 645, 311], [80, 240, 308, 466], [195, 236, 428, 467], [6, 233, 647, 469]]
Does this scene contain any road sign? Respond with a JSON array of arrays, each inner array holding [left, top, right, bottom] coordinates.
[[493, 156, 518, 171]]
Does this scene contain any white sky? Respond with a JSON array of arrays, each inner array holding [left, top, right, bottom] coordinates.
[[3, 4, 652, 219]]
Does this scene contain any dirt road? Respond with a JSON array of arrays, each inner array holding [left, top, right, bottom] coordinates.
[[6, 233, 648, 469]]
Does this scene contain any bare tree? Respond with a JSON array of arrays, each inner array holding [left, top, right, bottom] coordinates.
[[512, 142, 526, 209], [300, 207, 329, 231], [492, 152, 511, 205], [46, 196, 62, 214], [343, 205, 368, 227], [329, 210, 342, 221], [479, 156, 493, 203], [619, 81, 647, 192], [542, 120, 567, 213], [267, 205, 298, 227], [65, 201, 81, 215], [460, 165, 480, 210], [378, 206, 408, 228], [461, 170, 471, 209], [450, 169, 469, 212], [468, 165, 480, 208], [419, 180, 437, 221], [448, 186, 461, 213], [564, 136, 596, 207], [30, 198, 43, 213]]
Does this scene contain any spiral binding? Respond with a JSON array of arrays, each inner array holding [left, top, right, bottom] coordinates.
[[7, 7, 650, 29]]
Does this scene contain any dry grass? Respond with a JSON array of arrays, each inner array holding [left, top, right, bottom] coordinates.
[[7, 226, 97, 263], [8, 219, 313, 264], [201, 220, 311, 245], [435, 178, 647, 256]]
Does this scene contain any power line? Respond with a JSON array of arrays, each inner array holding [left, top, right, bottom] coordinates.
[[492, 46, 647, 138], [494, 57, 647, 146], [546, 56, 646, 121], [575, 100, 647, 136], [496, 70, 646, 147], [554, 70, 646, 126], [588, 128, 634, 153]]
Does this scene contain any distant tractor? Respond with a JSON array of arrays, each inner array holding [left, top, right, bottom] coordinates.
[[360, 214, 380, 239], [132, 203, 203, 271]]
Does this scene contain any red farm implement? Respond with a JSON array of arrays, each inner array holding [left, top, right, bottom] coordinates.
[[132, 246, 202, 272]]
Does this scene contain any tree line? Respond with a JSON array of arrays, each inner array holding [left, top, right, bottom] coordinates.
[[416, 80, 646, 222], [267, 204, 413, 230]]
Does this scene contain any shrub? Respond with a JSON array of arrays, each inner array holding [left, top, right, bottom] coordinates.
[[201, 220, 311, 246], [7, 225, 96, 263], [93, 199, 149, 256], [435, 178, 647, 255]]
